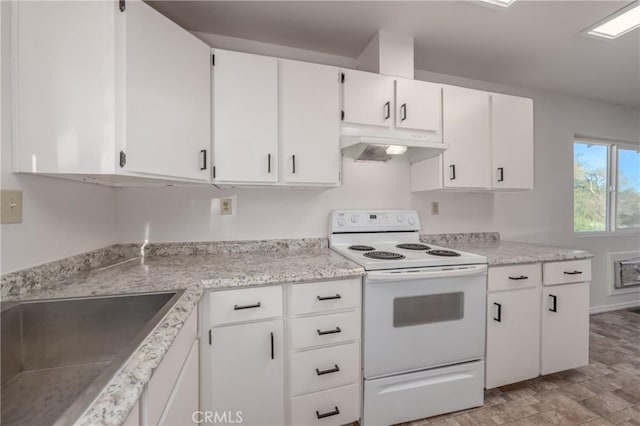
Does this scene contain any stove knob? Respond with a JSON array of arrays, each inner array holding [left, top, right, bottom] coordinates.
[[397, 215, 405, 223], [337, 218, 346, 226], [408, 217, 416, 226], [351, 215, 359, 223]]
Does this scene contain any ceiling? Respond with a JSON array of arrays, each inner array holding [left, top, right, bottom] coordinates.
[[149, 1, 640, 108]]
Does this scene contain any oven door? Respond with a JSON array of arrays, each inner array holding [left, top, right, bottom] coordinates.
[[363, 264, 487, 379]]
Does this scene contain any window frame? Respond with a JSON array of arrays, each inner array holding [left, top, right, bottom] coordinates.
[[573, 137, 640, 236]]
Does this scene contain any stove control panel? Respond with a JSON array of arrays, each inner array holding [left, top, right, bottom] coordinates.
[[329, 210, 421, 233]]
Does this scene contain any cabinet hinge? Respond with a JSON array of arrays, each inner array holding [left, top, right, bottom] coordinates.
[[212, 166, 216, 179], [119, 151, 126, 168], [340, 72, 345, 84], [211, 54, 215, 66], [340, 110, 345, 121], [119, 0, 125, 12]]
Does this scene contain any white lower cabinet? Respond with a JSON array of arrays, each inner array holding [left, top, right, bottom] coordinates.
[[207, 319, 285, 426], [541, 282, 590, 375], [485, 260, 591, 388], [200, 278, 362, 426], [486, 288, 540, 389], [287, 278, 362, 425]]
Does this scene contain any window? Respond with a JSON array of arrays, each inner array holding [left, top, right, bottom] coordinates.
[[616, 148, 640, 229], [574, 139, 640, 233]]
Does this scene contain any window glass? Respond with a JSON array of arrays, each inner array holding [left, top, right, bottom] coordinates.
[[574, 143, 608, 232], [617, 148, 640, 229]]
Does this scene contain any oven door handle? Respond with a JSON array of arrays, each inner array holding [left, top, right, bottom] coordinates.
[[366, 264, 487, 282]]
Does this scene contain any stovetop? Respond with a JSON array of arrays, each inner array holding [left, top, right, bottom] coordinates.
[[328, 210, 486, 271], [331, 240, 486, 270]]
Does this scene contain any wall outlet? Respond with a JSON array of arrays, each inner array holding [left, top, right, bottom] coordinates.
[[220, 198, 233, 215], [1, 190, 23, 224], [431, 201, 440, 215]]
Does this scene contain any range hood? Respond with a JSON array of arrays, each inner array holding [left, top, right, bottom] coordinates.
[[341, 128, 448, 163]]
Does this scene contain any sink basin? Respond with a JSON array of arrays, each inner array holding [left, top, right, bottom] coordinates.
[[0, 291, 184, 426]]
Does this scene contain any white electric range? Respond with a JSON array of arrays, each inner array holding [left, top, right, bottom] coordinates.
[[329, 210, 488, 426]]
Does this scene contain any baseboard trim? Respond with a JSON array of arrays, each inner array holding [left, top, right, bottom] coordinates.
[[590, 300, 640, 314]]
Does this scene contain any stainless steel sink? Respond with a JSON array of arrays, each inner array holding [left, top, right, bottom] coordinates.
[[1, 291, 184, 426]]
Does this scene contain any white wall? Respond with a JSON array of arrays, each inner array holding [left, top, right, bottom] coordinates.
[[0, 1, 118, 273]]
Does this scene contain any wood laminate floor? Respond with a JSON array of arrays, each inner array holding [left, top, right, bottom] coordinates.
[[402, 309, 640, 426]]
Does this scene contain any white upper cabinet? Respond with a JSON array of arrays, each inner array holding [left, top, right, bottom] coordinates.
[[395, 78, 442, 135], [491, 94, 534, 190], [124, 1, 210, 181], [13, 1, 211, 184], [212, 49, 278, 184], [411, 86, 533, 192], [441, 86, 492, 189], [279, 60, 340, 185], [341, 70, 395, 128]]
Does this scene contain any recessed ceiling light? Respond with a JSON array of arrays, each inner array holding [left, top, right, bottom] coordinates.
[[584, 1, 640, 40], [476, 0, 517, 8]]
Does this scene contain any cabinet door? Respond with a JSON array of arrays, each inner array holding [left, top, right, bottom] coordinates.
[[13, 1, 116, 174], [342, 70, 394, 128], [486, 288, 540, 389], [541, 283, 590, 375], [158, 340, 199, 426], [280, 60, 340, 185], [492, 94, 534, 190], [442, 86, 491, 189], [124, 1, 211, 181], [208, 320, 284, 425], [395, 78, 442, 136], [213, 50, 278, 183]]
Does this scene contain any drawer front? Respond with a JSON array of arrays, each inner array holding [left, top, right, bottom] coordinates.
[[543, 260, 592, 286], [488, 263, 541, 292], [291, 311, 360, 350], [291, 342, 360, 396], [291, 384, 360, 426], [210, 286, 282, 326], [290, 278, 361, 315]]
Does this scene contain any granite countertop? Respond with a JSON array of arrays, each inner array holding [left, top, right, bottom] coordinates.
[[1, 242, 364, 426], [420, 236, 593, 266]]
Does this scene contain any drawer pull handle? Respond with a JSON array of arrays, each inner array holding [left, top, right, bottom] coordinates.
[[549, 294, 558, 312], [317, 294, 341, 301], [563, 270, 583, 275], [316, 407, 340, 419], [233, 302, 261, 310], [508, 275, 529, 280], [493, 302, 502, 322], [316, 364, 340, 376], [317, 327, 341, 336]]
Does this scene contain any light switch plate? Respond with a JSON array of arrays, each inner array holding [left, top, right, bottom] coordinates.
[[1, 190, 23, 224]]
